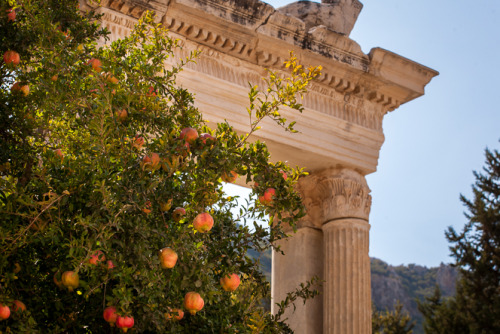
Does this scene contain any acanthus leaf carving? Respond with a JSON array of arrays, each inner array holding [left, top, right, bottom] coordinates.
[[296, 168, 371, 228]]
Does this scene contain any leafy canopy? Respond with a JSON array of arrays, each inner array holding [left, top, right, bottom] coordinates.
[[0, 0, 321, 332]]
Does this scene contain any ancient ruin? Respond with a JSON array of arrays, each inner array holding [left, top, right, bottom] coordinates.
[[80, 0, 438, 332]]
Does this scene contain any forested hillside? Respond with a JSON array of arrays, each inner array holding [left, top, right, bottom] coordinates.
[[371, 258, 458, 334]]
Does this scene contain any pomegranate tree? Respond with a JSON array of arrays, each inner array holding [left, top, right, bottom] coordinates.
[[0, 1, 320, 332]]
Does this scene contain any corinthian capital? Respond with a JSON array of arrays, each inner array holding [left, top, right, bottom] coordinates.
[[297, 168, 371, 228]]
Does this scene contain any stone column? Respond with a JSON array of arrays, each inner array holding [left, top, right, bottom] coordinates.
[[298, 168, 372, 334], [271, 175, 325, 334], [272, 226, 323, 334], [323, 220, 371, 333]]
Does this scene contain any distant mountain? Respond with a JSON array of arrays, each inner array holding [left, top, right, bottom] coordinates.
[[371, 258, 458, 334], [249, 250, 458, 334]]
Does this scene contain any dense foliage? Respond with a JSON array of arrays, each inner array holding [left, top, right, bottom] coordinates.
[[372, 302, 415, 334], [418, 146, 500, 333], [0, 0, 321, 332]]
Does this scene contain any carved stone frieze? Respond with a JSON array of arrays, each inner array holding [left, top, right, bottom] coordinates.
[[297, 168, 372, 228], [368, 91, 400, 111], [166, 37, 267, 88], [162, 16, 256, 60], [164, 34, 385, 132], [94, 6, 138, 41], [302, 89, 385, 131]]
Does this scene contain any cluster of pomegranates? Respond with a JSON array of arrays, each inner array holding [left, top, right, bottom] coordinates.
[[24, 37, 283, 325], [4, 9, 28, 97], [100, 279, 240, 331], [51, 200, 241, 331], [140, 127, 214, 171], [4, 49, 30, 96], [103, 307, 134, 332]]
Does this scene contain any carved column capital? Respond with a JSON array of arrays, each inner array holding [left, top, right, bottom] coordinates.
[[297, 168, 371, 228]]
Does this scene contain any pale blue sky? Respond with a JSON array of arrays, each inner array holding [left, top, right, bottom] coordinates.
[[227, 0, 500, 267]]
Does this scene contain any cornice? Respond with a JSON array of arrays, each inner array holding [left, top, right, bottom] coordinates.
[[368, 47, 439, 102], [89, 0, 438, 116], [171, 39, 386, 135], [90, 0, 438, 115], [162, 14, 257, 61]]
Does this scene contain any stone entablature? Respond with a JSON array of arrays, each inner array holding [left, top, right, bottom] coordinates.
[[81, 0, 438, 175]]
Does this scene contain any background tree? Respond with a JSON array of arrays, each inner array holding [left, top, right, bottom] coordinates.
[[417, 286, 468, 334], [0, 0, 321, 332], [372, 301, 415, 334], [418, 146, 500, 333]]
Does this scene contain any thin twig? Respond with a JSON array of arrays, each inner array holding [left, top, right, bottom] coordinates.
[[9, 191, 70, 248]]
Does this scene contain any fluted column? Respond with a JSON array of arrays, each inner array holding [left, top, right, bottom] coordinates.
[[298, 168, 372, 334], [323, 219, 370, 333]]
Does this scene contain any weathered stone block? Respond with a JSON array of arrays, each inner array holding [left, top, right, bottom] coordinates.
[[174, 0, 275, 30], [278, 0, 363, 36]]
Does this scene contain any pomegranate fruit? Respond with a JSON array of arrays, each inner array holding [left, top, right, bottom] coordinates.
[[116, 315, 134, 332], [193, 212, 214, 233], [184, 292, 204, 315]]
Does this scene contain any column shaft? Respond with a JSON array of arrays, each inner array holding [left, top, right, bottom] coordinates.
[[323, 219, 371, 334], [272, 227, 324, 334]]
